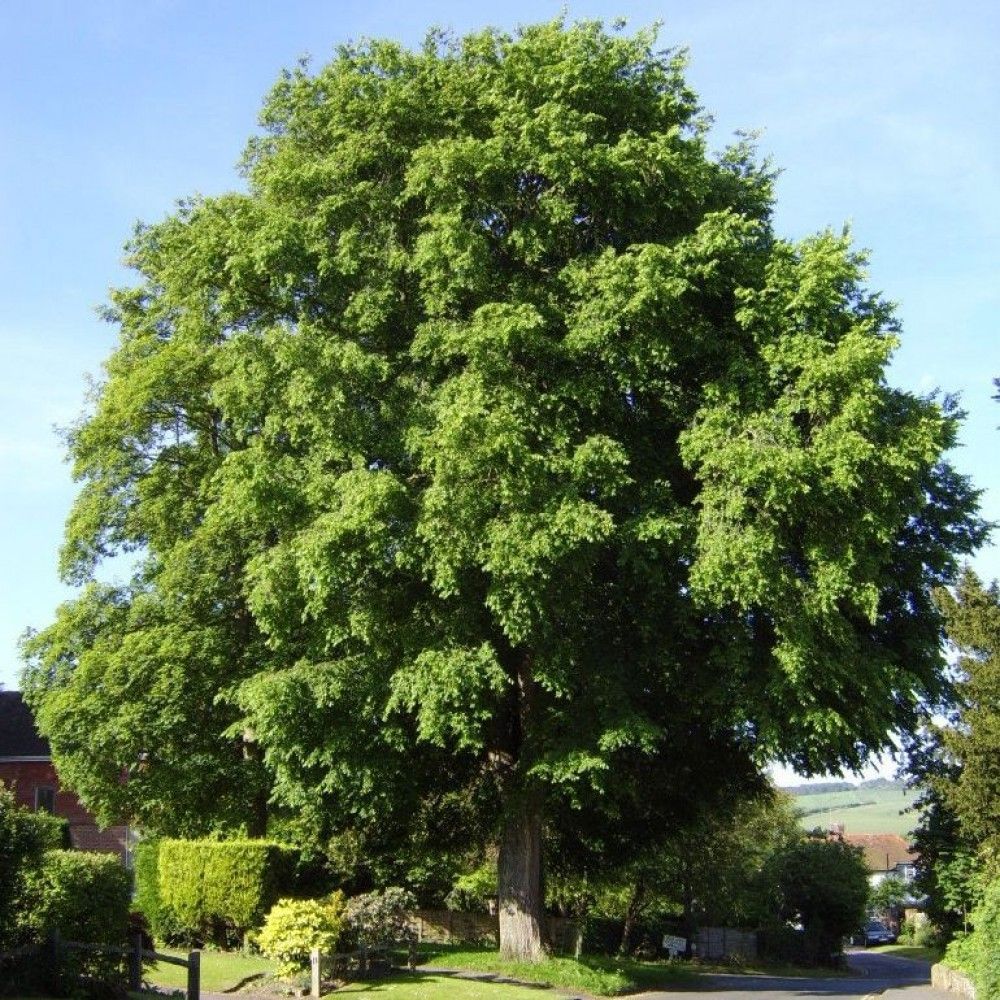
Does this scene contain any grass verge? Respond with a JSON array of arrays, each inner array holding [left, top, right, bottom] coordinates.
[[144, 947, 274, 993], [868, 943, 942, 963], [330, 972, 558, 999], [416, 943, 696, 995]]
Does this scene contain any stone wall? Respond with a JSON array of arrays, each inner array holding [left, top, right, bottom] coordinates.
[[931, 962, 976, 999]]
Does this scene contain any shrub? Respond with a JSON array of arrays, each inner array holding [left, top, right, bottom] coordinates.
[[760, 837, 870, 966], [257, 894, 347, 979], [912, 920, 939, 949], [445, 863, 496, 912], [943, 930, 977, 975], [346, 888, 416, 946], [158, 838, 296, 944], [0, 786, 49, 947], [22, 811, 71, 851], [18, 849, 131, 990], [972, 879, 1000, 1000], [133, 838, 183, 943]]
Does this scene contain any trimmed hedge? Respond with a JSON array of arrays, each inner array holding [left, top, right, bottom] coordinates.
[[159, 839, 295, 943], [134, 838, 184, 943]]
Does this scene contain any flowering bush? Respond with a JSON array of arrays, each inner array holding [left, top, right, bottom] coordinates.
[[257, 893, 346, 979]]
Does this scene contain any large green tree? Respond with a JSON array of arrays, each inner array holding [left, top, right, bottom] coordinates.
[[937, 570, 1000, 855], [23, 21, 984, 959]]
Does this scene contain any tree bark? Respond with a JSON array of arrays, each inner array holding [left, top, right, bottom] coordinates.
[[619, 877, 646, 956], [498, 793, 547, 961]]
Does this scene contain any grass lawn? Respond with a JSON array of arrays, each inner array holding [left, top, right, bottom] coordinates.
[[868, 943, 942, 963], [144, 947, 274, 992], [416, 944, 697, 995], [330, 972, 557, 999]]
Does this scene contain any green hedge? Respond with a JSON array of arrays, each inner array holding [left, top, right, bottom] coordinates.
[[18, 849, 131, 992], [158, 839, 295, 943], [972, 879, 1000, 999], [943, 878, 1000, 998], [134, 838, 183, 943], [0, 786, 50, 947], [22, 812, 71, 852]]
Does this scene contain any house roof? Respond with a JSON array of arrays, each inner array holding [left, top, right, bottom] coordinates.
[[843, 833, 916, 872], [0, 691, 50, 759]]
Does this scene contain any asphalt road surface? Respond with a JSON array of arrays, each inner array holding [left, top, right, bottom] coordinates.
[[631, 948, 951, 1000]]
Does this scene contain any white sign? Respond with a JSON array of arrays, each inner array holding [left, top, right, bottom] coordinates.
[[662, 934, 687, 957]]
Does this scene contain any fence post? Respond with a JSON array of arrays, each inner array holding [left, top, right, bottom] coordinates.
[[129, 932, 143, 990], [310, 947, 321, 998], [187, 949, 200, 1000], [408, 938, 417, 971], [45, 929, 61, 995]]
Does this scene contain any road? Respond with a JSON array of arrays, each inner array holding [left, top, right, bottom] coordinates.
[[631, 949, 951, 1000]]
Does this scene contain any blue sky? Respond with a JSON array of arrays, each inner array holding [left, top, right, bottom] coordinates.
[[1, 2, 998, 784]]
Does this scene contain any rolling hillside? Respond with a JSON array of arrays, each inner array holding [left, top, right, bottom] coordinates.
[[786, 779, 919, 836]]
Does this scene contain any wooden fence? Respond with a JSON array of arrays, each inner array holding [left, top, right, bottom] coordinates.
[[694, 926, 758, 961], [309, 943, 417, 997], [407, 909, 582, 955], [0, 932, 201, 1000]]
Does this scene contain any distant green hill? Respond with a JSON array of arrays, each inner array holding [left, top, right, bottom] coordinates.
[[784, 780, 918, 836]]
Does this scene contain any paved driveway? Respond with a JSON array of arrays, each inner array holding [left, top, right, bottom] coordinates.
[[629, 949, 950, 1000]]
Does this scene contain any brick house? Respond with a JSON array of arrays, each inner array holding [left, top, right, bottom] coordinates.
[[0, 690, 128, 860]]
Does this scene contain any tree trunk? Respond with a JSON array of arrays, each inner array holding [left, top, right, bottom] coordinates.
[[619, 877, 646, 956], [682, 867, 695, 959], [498, 794, 547, 961]]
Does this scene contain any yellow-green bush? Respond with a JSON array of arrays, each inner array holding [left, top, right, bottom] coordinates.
[[257, 894, 347, 979], [158, 839, 295, 943]]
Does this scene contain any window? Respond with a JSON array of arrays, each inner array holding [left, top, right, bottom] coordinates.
[[35, 786, 55, 814]]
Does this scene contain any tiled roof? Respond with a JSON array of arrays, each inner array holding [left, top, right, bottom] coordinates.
[[0, 691, 50, 758], [843, 833, 916, 872]]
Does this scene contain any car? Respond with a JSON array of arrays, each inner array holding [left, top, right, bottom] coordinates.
[[863, 921, 897, 946]]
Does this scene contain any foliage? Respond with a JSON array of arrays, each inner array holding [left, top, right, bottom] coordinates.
[[904, 569, 1000, 936], [346, 887, 417, 946], [0, 786, 47, 947], [18, 849, 131, 987], [20, 582, 271, 837], [23, 812, 72, 852], [256, 893, 347, 979], [158, 839, 295, 944], [944, 880, 1000, 996], [870, 875, 908, 917], [938, 570, 1000, 853], [971, 879, 1000, 1000], [446, 862, 497, 912], [21, 16, 986, 959], [943, 930, 977, 974], [761, 836, 870, 965], [133, 838, 184, 942], [548, 788, 801, 955]]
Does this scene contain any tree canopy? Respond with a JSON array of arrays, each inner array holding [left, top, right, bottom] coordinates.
[[21, 19, 985, 959]]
